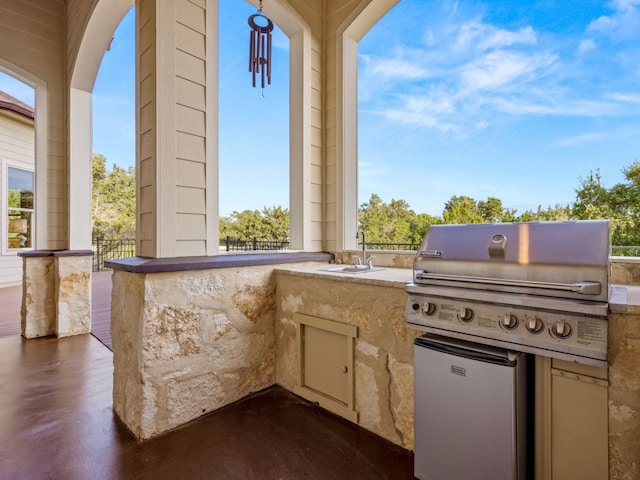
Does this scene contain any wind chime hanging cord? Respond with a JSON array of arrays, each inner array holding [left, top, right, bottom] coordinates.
[[248, 1, 274, 89]]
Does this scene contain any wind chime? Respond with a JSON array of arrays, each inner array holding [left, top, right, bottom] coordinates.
[[248, 0, 273, 89]]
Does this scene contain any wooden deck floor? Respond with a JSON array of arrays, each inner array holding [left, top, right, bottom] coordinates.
[[0, 271, 113, 349], [0, 333, 414, 479], [0, 274, 415, 479]]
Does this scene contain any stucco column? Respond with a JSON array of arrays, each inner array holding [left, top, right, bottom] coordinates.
[[136, 0, 218, 258]]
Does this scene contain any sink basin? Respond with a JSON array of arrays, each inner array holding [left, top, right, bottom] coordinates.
[[320, 265, 383, 274]]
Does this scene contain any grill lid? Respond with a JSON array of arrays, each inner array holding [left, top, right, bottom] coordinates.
[[413, 220, 610, 302]]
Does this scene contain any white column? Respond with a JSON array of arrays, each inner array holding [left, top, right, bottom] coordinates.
[[69, 88, 93, 250]]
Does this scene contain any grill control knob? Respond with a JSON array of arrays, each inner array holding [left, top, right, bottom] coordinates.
[[458, 307, 474, 322], [423, 302, 437, 316], [551, 320, 572, 338], [525, 316, 544, 333], [502, 313, 518, 330]]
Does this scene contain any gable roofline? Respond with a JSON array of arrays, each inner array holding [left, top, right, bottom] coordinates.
[[0, 90, 34, 120]]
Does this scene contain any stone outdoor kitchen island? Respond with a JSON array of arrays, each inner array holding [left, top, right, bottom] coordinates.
[[108, 254, 640, 479]]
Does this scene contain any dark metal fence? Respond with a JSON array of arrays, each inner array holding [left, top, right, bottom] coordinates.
[[92, 236, 636, 271], [93, 238, 136, 271], [360, 242, 420, 251], [221, 236, 290, 252]]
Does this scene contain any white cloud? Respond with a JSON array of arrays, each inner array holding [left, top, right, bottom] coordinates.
[[577, 39, 596, 54], [493, 97, 620, 117], [607, 92, 640, 103], [552, 132, 609, 147], [384, 108, 457, 132], [459, 50, 556, 92], [359, 1, 640, 138], [587, 0, 640, 38], [363, 56, 430, 80], [478, 26, 537, 51], [452, 20, 537, 54]]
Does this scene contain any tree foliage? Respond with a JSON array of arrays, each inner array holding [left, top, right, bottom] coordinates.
[[571, 161, 640, 246], [90, 154, 640, 248], [358, 194, 441, 244], [92, 153, 136, 240], [219, 206, 290, 241]]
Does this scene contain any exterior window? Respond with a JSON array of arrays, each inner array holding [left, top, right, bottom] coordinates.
[[7, 167, 34, 249]]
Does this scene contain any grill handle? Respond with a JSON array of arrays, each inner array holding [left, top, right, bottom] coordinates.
[[415, 272, 601, 295]]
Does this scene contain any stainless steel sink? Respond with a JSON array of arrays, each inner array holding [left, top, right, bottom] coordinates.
[[320, 265, 383, 274]]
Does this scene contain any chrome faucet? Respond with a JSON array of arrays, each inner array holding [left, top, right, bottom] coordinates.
[[354, 230, 375, 267]]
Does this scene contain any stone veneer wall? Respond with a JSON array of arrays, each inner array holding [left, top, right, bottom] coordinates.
[[609, 258, 640, 479], [275, 271, 420, 450], [20, 252, 92, 339], [108, 256, 640, 476], [21, 255, 56, 338], [609, 307, 640, 480], [111, 263, 317, 440]]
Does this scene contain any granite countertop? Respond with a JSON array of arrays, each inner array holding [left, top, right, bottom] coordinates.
[[275, 264, 413, 289], [278, 264, 640, 316], [610, 284, 640, 313]]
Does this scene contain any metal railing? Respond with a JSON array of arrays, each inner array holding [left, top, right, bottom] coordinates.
[[359, 242, 420, 251], [221, 236, 290, 252], [93, 237, 136, 271], [91, 237, 638, 271], [611, 246, 640, 257]]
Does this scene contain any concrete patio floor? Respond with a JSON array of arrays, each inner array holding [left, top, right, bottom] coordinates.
[[0, 275, 415, 480]]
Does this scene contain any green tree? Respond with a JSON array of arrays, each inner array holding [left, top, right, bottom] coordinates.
[[442, 195, 483, 224], [219, 206, 290, 241], [358, 194, 433, 245], [517, 204, 572, 222], [92, 153, 136, 240], [478, 197, 517, 223], [572, 161, 640, 246]]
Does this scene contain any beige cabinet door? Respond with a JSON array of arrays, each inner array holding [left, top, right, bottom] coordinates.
[[550, 368, 608, 480]]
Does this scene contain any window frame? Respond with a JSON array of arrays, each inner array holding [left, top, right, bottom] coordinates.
[[3, 163, 35, 255]]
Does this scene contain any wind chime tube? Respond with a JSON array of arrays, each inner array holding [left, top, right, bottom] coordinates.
[[267, 30, 272, 84], [249, 29, 254, 72], [261, 32, 267, 88]]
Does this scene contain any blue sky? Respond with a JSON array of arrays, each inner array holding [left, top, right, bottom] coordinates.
[[1, 0, 639, 218], [359, 0, 640, 216]]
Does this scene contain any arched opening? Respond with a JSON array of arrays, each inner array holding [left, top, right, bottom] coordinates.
[[354, 0, 640, 244], [70, 0, 134, 251], [69, 0, 134, 347]]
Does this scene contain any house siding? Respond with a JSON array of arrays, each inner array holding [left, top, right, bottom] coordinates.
[[0, 111, 35, 286], [0, 0, 67, 249]]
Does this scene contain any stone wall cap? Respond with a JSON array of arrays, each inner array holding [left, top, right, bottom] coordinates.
[[18, 249, 94, 258], [105, 252, 334, 273], [52, 250, 94, 257]]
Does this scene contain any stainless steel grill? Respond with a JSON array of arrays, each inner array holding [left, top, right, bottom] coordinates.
[[404, 220, 610, 367]]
